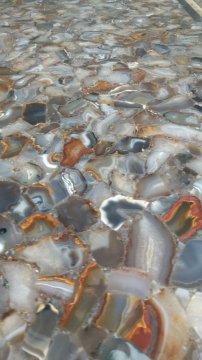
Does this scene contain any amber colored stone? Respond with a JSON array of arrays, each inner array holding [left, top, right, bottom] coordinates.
[[0, 78, 14, 102], [0, 78, 14, 91], [82, 80, 118, 95], [129, 32, 145, 41], [137, 125, 162, 138], [132, 69, 146, 83], [94, 141, 112, 156], [162, 195, 202, 241], [61, 139, 93, 167]]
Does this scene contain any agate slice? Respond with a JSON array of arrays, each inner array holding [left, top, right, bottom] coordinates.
[[82, 80, 118, 95], [162, 195, 202, 241], [79, 229, 124, 268], [20, 213, 61, 239], [100, 195, 148, 230], [95, 290, 188, 360], [95, 292, 137, 330], [27, 184, 54, 212], [77, 324, 109, 358], [0, 312, 26, 346], [97, 337, 150, 360], [13, 163, 44, 186], [0, 180, 20, 213], [0, 134, 29, 159], [56, 196, 97, 231], [36, 276, 75, 302], [60, 263, 106, 332], [15, 236, 86, 276], [61, 139, 93, 167], [0, 261, 37, 314], [50, 169, 86, 201], [0, 215, 22, 254], [22, 303, 59, 359], [46, 331, 89, 360], [171, 239, 202, 288], [23, 103, 46, 125], [12, 195, 35, 222], [0, 0, 201, 358], [126, 211, 176, 284], [0, 78, 14, 103], [105, 137, 150, 155], [145, 290, 189, 360], [106, 268, 150, 299], [187, 292, 202, 340]]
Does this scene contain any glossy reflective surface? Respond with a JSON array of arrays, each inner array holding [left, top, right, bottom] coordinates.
[[0, 0, 202, 359]]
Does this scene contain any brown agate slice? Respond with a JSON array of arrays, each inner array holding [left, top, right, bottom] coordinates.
[[82, 80, 118, 95], [0, 78, 14, 102], [61, 139, 93, 167]]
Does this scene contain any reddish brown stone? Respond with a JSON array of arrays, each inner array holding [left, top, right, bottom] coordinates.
[[61, 139, 93, 167], [82, 80, 117, 95]]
